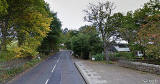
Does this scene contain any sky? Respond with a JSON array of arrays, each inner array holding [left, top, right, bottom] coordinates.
[[44, 0, 149, 30]]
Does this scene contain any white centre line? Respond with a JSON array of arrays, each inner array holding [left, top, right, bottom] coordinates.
[[45, 79, 49, 84], [51, 57, 60, 73], [46, 56, 61, 84], [57, 57, 60, 63], [51, 64, 57, 72]]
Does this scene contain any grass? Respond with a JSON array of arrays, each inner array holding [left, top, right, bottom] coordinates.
[[0, 58, 40, 83], [0, 41, 18, 62], [0, 51, 15, 62], [90, 60, 115, 64], [0, 52, 52, 83], [0, 41, 56, 83]]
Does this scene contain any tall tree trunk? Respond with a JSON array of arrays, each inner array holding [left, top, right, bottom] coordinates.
[[101, 31, 110, 62], [1, 21, 7, 51], [104, 41, 110, 62], [99, 24, 110, 62]]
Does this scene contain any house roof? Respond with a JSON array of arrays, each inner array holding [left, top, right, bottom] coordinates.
[[114, 46, 130, 52]]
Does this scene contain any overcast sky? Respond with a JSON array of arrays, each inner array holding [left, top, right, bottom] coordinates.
[[44, 0, 149, 30]]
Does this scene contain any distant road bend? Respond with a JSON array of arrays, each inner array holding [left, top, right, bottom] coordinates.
[[8, 50, 85, 84]]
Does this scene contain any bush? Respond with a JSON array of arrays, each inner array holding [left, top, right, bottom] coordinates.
[[110, 52, 134, 60], [12, 46, 38, 59], [92, 53, 105, 61], [0, 51, 15, 61]]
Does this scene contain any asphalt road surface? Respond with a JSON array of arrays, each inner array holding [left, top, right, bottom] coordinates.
[[8, 50, 85, 84]]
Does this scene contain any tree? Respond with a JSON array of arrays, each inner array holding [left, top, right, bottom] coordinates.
[[0, 0, 34, 51], [79, 25, 103, 56], [64, 30, 79, 50], [84, 1, 115, 62], [7, 0, 50, 46], [137, 15, 160, 59], [118, 0, 160, 57], [0, 0, 8, 51], [0, 0, 52, 58], [0, 0, 8, 15], [64, 26, 103, 59], [72, 33, 90, 59], [13, 9, 51, 58], [39, 13, 62, 54], [147, 0, 160, 14]]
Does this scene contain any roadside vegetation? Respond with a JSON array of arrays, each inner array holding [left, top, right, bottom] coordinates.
[[0, 0, 160, 83], [64, 0, 160, 65], [0, 0, 62, 83], [63, 26, 103, 59]]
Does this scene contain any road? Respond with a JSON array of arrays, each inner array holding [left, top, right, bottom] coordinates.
[[8, 51, 85, 84]]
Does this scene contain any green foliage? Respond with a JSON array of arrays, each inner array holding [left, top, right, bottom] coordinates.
[[92, 53, 105, 61], [72, 33, 90, 59], [0, 41, 18, 61], [84, 1, 117, 62], [0, 0, 61, 83], [13, 10, 51, 58], [110, 52, 134, 60], [11, 46, 38, 59], [25, 58, 40, 68], [39, 13, 62, 55], [0, 0, 8, 15], [0, 51, 15, 61], [0, 0, 53, 59], [137, 15, 160, 59], [64, 26, 103, 59], [116, 0, 160, 60]]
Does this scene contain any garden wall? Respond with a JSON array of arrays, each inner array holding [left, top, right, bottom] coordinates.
[[118, 60, 160, 75]]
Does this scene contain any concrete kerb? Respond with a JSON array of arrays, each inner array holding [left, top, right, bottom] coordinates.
[[74, 62, 89, 84], [74, 62, 107, 84]]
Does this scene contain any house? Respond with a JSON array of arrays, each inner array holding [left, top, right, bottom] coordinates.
[[109, 39, 130, 52], [112, 43, 130, 52], [109, 40, 143, 57]]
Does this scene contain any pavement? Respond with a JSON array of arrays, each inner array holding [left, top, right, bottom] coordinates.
[[7, 51, 85, 84], [75, 60, 160, 84]]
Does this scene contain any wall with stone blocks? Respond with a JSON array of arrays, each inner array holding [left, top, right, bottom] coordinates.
[[118, 60, 160, 75]]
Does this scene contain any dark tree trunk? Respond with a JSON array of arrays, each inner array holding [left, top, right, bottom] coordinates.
[[104, 41, 110, 62], [101, 32, 110, 62], [1, 21, 7, 51]]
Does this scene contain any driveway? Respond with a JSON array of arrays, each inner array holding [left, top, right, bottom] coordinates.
[[75, 60, 160, 84]]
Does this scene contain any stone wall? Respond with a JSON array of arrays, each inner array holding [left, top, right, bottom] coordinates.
[[118, 60, 160, 75]]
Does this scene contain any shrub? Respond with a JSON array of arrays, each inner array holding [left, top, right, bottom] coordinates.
[[92, 53, 105, 61], [110, 52, 134, 60], [0, 51, 15, 61], [12, 46, 38, 59]]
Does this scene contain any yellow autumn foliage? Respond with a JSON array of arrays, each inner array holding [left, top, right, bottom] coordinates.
[[13, 9, 52, 58]]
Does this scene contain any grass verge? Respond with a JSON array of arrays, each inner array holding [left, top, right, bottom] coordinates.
[[0, 58, 40, 84]]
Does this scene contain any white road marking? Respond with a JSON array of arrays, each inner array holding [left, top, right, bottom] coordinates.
[[57, 57, 60, 63], [45, 56, 62, 84], [45, 79, 49, 84], [51, 65, 57, 72], [51, 57, 61, 73]]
